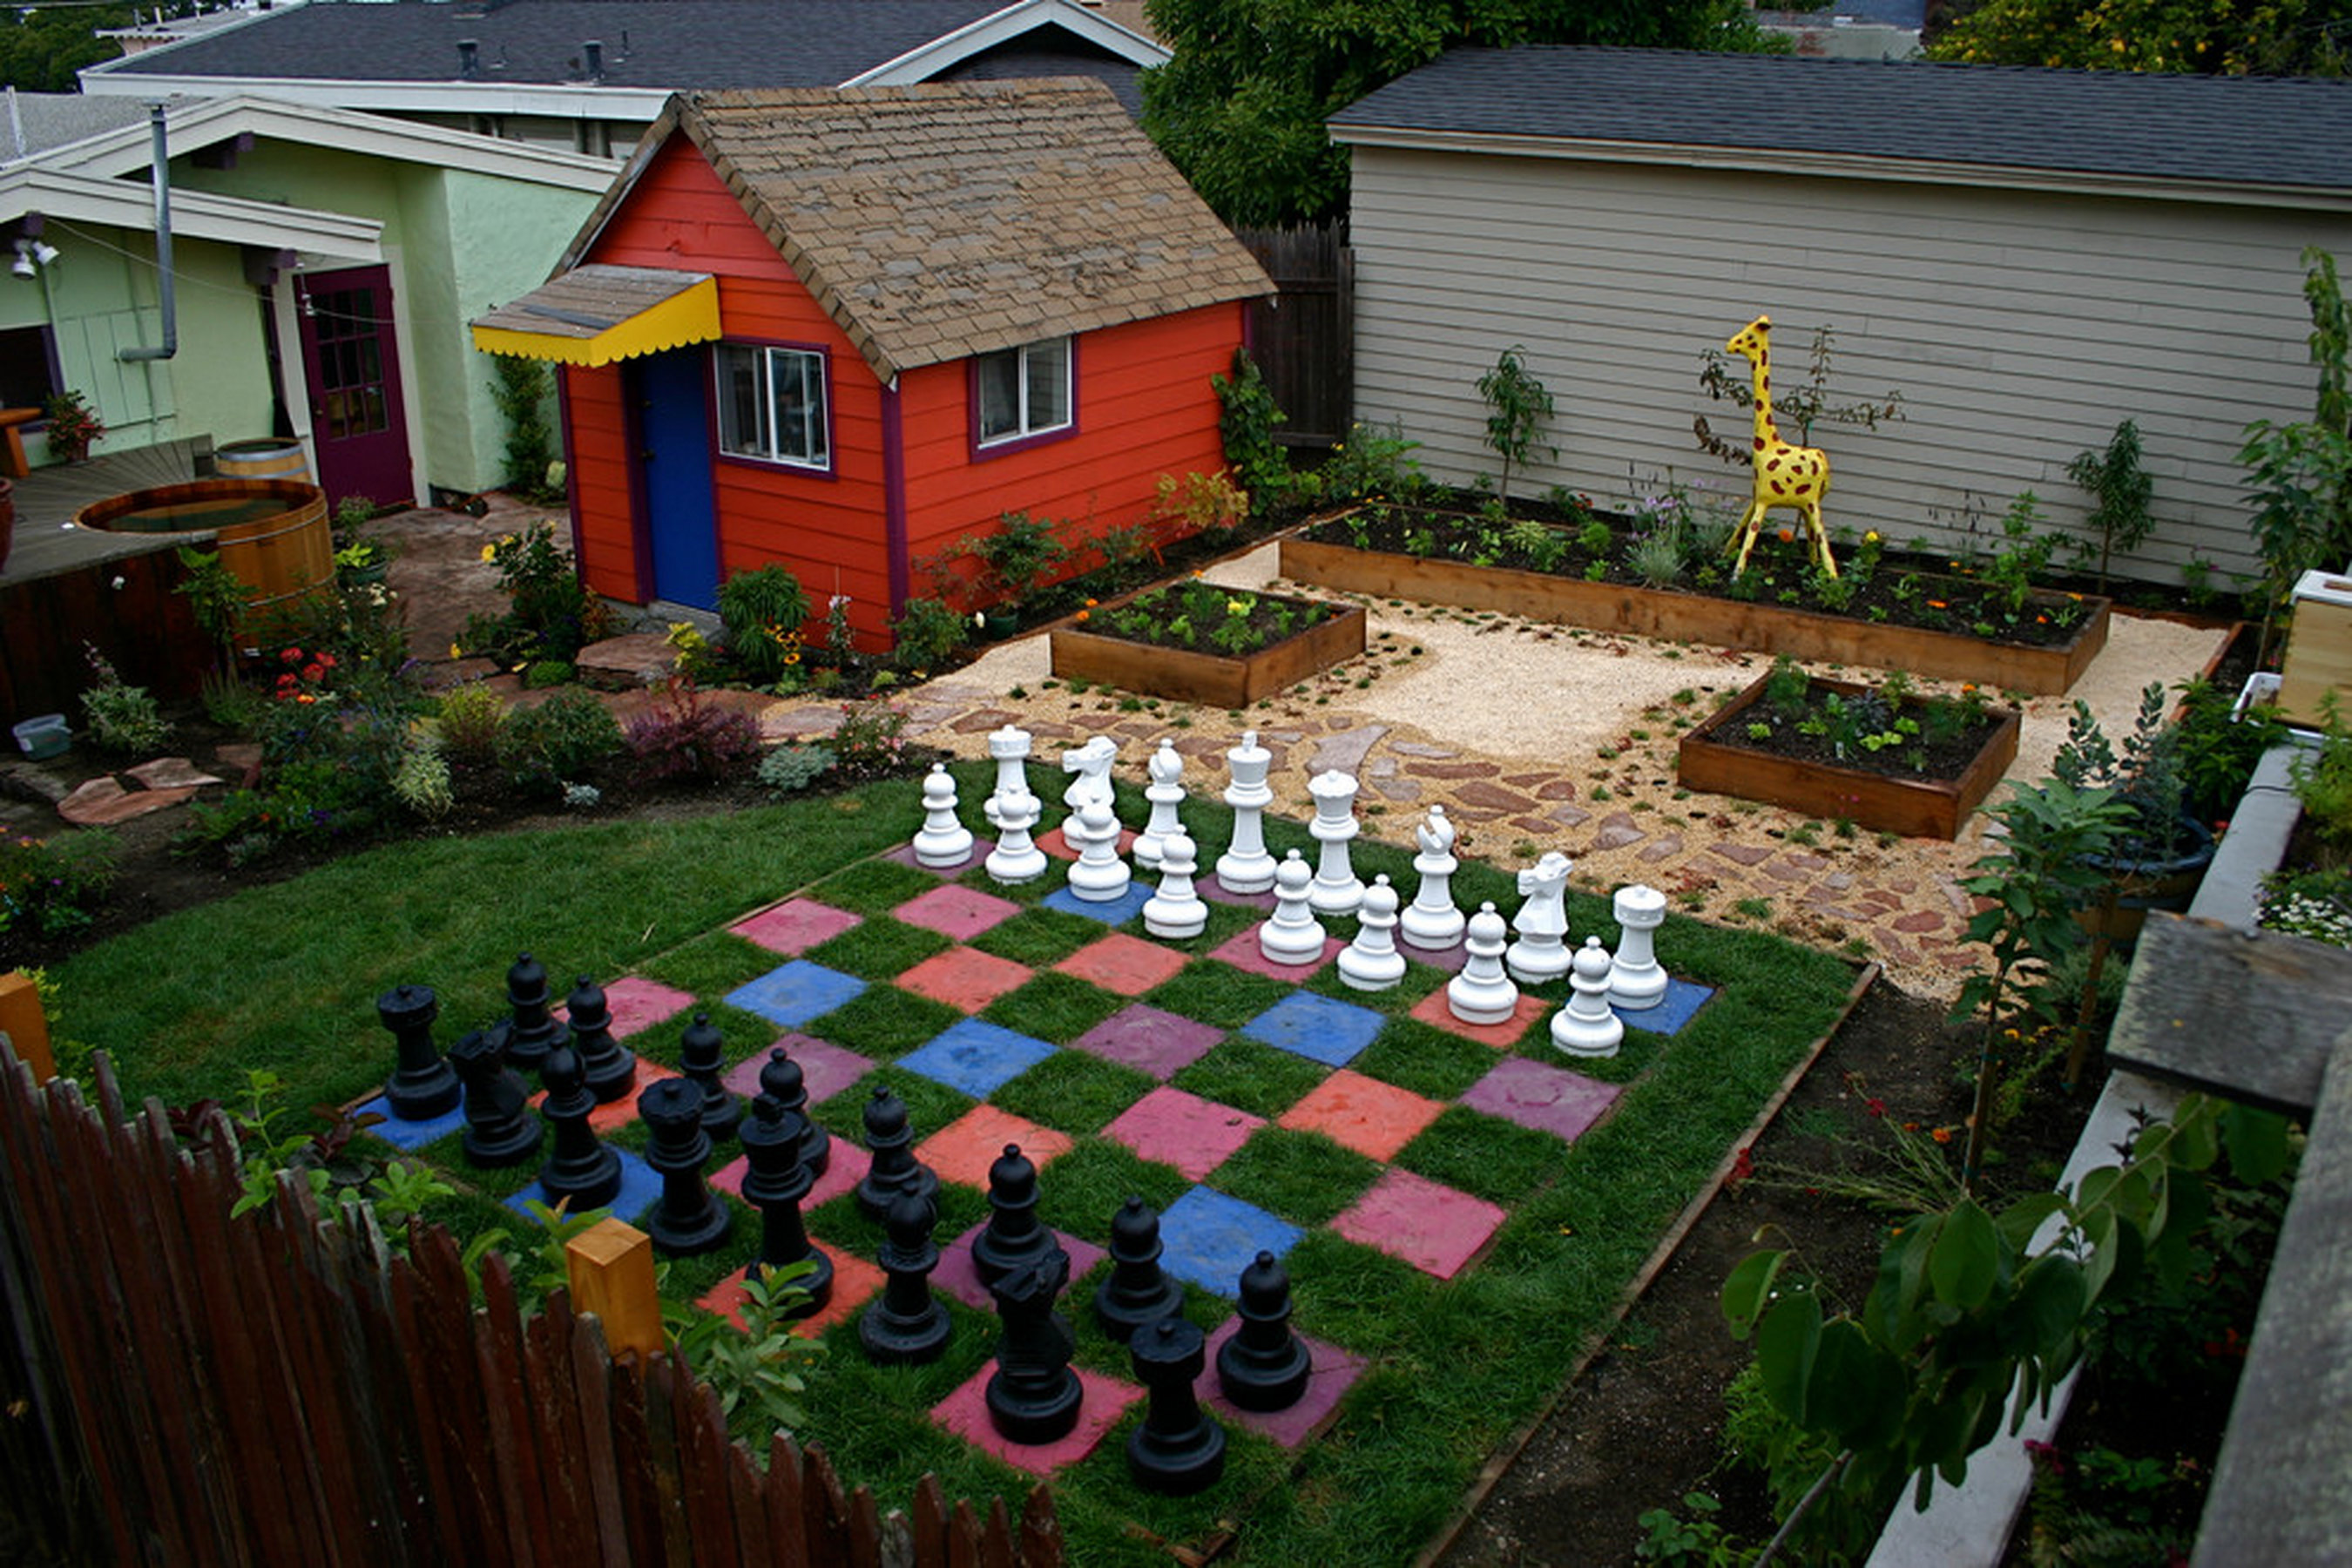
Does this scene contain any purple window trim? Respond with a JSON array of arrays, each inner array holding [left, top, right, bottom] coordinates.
[[966, 334, 1079, 463], [711, 337, 837, 480]]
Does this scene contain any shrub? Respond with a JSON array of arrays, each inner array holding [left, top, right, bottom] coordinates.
[[523, 659, 575, 690], [891, 597, 969, 673], [473, 520, 607, 663], [498, 686, 622, 796], [1212, 348, 1289, 500], [758, 743, 836, 796], [0, 830, 119, 938], [434, 682, 508, 767], [391, 746, 454, 820], [830, 699, 910, 779], [718, 564, 813, 683], [78, 644, 171, 754], [625, 679, 760, 785]]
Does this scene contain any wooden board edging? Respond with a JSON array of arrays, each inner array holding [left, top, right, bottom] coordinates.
[[1048, 598, 1367, 707]]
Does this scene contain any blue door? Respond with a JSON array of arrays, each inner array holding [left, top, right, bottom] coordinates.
[[638, 349, 720, 609]]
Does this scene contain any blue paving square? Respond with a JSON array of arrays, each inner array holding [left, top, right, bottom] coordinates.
[[897, 1017, 1057, 1098], [1618, 976, 1713, 1037], [1240, 990, 1387, 1068], [351, 1092, 467, 1152], [725, 960, 865, 1030], [502, 1148, 661, 1226], [1159, 1186, 1305, 1295], [1042, 882, 1154, 926]]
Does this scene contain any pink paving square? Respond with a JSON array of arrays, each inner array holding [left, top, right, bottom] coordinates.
[[553, 978, 695, 1042], [1277, 1070, 1445, 1162], [897, 947, 1034, 1013], [729, 898, 863, 956], [894, 883, 1023, 942], [1197, 1316, 1366, 1449], [529, 1062, 680, 1133], [1407, 987, 1550, 1049], [696, 1242, 886, 1339], [712, 1136, 872, 1214], [720, 1035, 875, 1107], [1104, 1086, 1265, 1182], [1035, 823, 1138, 862], [1054, 933, 1192, 997], [932, 1362, 1145, 1476], [1208, 927, 1345, 982], [1331, 1167, 1507, 1281], [935, 1221, 1109, 1313], [917, 1104, 1074, 1190]]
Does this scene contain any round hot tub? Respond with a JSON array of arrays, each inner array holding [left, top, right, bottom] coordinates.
[[76, 478, 333, 627]]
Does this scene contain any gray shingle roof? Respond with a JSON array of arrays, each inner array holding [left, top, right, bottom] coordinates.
[[1328, 46, 2352, 192], [0, 91, 154, 161]]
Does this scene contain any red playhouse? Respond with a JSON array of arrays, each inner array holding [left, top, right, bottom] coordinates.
[[471, 80, 1272, 650]]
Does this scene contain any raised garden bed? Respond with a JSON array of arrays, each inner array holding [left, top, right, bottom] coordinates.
[[1677, 671, 2021, 840], [1049, 582, 1367, 706]]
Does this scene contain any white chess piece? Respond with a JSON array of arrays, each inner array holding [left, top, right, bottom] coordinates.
[[1217, 730, 1276, 894], [1060, 734, 1118, 815], [1400, 804, 1464, 951], [1609, 884, 1669, 1010], [1306, 769, 1365, 916], [1143, 829, 1207, 940], [1505, 851, 1574, 985], [1551, 936, 1624, 1058], [912, 764, 974, 868], [1065, 798, 1132, 902], [1336, 874, 1407, 991], [1259, 850, 1327, 967], [983, 725, 1046, 884], [1448, 902, 1519, 1026], [1134, 739, 1186, 871]]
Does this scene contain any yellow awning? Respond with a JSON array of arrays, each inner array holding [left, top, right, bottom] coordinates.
[[470, 265, 720, 368]]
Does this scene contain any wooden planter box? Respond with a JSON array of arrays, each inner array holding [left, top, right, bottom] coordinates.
[[1049, 592, 1367, 707], [1279, 537, 2109, 695], [1677, 673, 2022, 841]]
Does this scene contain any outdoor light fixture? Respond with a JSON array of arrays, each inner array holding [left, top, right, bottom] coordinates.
[[10, 241, 34, 280], [29, 240, 57, 267]]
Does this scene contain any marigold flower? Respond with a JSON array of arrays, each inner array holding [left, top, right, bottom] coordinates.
[[480, 543, 497, 563], [1927, 599, 1949, 610], [1864, 530, 1881, 543], [1074, 610, 1089, 622], [1931, 1126, 1953, 1145]]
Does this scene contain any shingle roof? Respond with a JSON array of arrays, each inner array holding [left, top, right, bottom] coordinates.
[[1328, 46, 2352, 193], [0, 92, 154, 161], [604, 81, 1269, 382]]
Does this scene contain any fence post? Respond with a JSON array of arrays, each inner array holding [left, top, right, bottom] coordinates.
[[0, 971, 54, 1082], [565, 1218, 664, 1359]]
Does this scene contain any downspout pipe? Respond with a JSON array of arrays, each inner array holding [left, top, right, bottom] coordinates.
[[119, 102, 176, 362]]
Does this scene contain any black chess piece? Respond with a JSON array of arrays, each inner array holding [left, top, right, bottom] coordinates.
[[855, 1085, 938, 1222], [446, 1028, 542, 1166], [858, 1190, 951, 1364], [379, 983, 460, 1121], [677, 1012, 743, 1143], [738, 1094, 832, 1315], [1094, 1195, 1186, 1343], [1126, 1316, 1226, 1495], [537, 1041, 621, 1212], [758, 1044, 829, 1175], [639, 1079, 732, 1256], [984, 1248, 1080, 1444], [493, 951, 567, 1073], [970, 1143, 1056, 1289], [1215, 1250, 1311, 1412], [567, 976, 637, 1105]]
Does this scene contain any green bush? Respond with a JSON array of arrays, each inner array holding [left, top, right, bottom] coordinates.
[[717, 564, 812, 683], [890, 596, 969, 672], [498, 687, 623, 796], [434, 682, 507, 767], [0, 830, 119, 938], [522, 659, 575, 690], [758, 743, 836, 796], [78, 645, 172, 754]]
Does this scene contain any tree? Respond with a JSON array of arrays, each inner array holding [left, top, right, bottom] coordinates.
[[0, 4, 142, 95], [1140, 0, 1775, 228], [1927, 0, 2352, 75]]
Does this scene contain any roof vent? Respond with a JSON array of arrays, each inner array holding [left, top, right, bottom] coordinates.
[[583, 38, 604, 83], [457, 39, 479, 78]]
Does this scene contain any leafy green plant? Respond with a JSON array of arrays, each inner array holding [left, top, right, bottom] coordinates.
[[889, 596, 968, 672], [1694, 321, 1903, 462], [40, 388, 103, 460], [2240, 247, 2352, 664], [2065, 418, 2155, 591], [1476, 343, 1556, 503], [174, 545, 248, 665], [1213, 348, 1289, 500], [433, 681, 507, 767], [671, 1260, 827, 1440], [717, 564, 813, 683], [758, 742, 835, 795], [1632, 1491, 1754, 1565], [1985, 490, 2058, 617], [77, 643, 171, 754], [0, 829, 119, 939], [471, 519, 608, 664], [829, 699, 911, 778], [391, 744, 454, 820], [497, 686, 623, 795], [489, 353, 561, 500], [958, 510, 1071, 612]]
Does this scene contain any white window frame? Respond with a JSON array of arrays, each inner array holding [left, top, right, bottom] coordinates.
[[976, 335, 1072, 447], [715, 343, 830, 470]]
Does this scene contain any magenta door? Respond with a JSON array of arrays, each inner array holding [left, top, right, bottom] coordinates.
[[294, 266, 414, 510]]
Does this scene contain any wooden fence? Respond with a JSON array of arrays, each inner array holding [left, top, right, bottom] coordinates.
[[0, 1044, 1062, 1566], [1237, 223, 1353, 449]]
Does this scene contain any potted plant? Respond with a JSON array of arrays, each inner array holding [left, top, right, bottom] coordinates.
[[40, 389, 104, 464], [2053, 683, 2219, 943]]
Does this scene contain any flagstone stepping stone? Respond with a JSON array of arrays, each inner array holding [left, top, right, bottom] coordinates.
[[57, 777, 199, 826], [574, 632, 681, 691], [125, 758, 224, 791]]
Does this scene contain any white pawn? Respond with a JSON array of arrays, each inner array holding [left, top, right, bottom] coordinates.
[[1307, 769, 1365, 916], [1061, 734, 1118, 814], [1400, 804, 1464, 951], [1609, 884, 1669, 1010], [1134, 739, 1186, 872], [1259, 850, 1327, 968], [1506, 851, 1574, 986], [1143, 829, 1207, 940], [1448, 902, 1519, 1026], [1551, 937, 1624, 1058], [983, 725, 1047, 884], [1066, 798, 1132, 903], [1217, 730, 1276, 895], [1337, 874, 1406, 992], [913, 764, 974, 868]]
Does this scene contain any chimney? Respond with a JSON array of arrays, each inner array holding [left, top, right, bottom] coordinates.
[[583, 39, 604, 82], [457, 38, 479, 78]]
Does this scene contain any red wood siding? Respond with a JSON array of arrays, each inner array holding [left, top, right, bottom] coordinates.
[[562, 363, 641, 601]]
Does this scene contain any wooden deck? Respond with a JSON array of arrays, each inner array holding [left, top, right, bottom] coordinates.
[[0, 438, 216, 588]]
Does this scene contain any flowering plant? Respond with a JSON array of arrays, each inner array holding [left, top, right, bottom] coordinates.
[[40, 389, 103, 459]]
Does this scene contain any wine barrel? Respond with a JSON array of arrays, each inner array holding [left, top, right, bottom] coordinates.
[[213, 437, 311, 484]]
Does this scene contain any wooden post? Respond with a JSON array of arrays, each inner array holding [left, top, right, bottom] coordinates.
[[0, 970, 55, 1081], [564, 1218, 663, 1360]]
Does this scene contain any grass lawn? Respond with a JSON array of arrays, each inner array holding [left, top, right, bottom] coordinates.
[[51, 762, 1856, 1565]]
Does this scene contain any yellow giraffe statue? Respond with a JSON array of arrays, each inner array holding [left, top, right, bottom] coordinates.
[[1722, 315, 1836, 579]]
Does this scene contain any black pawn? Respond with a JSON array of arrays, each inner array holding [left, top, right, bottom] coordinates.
[[537, 1043, 621, 1212], [971, 1143, 1056, 1289], [859, 1190, 951, 1364], [855, 1085, 939, 1222], [639, 1079, 731, 1256], [1094, 1195, 1186, 1343], [494, 951, 567, 1073], [380, 983, 460, 1121], [739, 1094, 832, 1315], [759, 1044, 829, 1175], [446, 1029, 542, 1166], [1216, 1250, 1311, 1412], [985, 1249, 1080, 1445], [1126, 1317, 1226, 1496], [567, 976, 637, 1104], [678, 1012, 743, 1143]]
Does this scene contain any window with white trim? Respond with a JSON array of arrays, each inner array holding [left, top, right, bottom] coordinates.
[[977, 336, 1071, 445], [716, 344, 828, 469]]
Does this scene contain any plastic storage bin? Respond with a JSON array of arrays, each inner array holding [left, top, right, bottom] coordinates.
[[11, 713, 69, 759]]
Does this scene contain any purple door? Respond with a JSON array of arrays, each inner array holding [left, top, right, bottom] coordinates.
[[294, 265, 414, 510]]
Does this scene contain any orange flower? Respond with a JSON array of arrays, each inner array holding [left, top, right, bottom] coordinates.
[[1075, 610, 1090, 622], [1777, 528, 1794, 544], [1927, 599, 1949, 610], [1931, 1126, 1953, 1145]]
